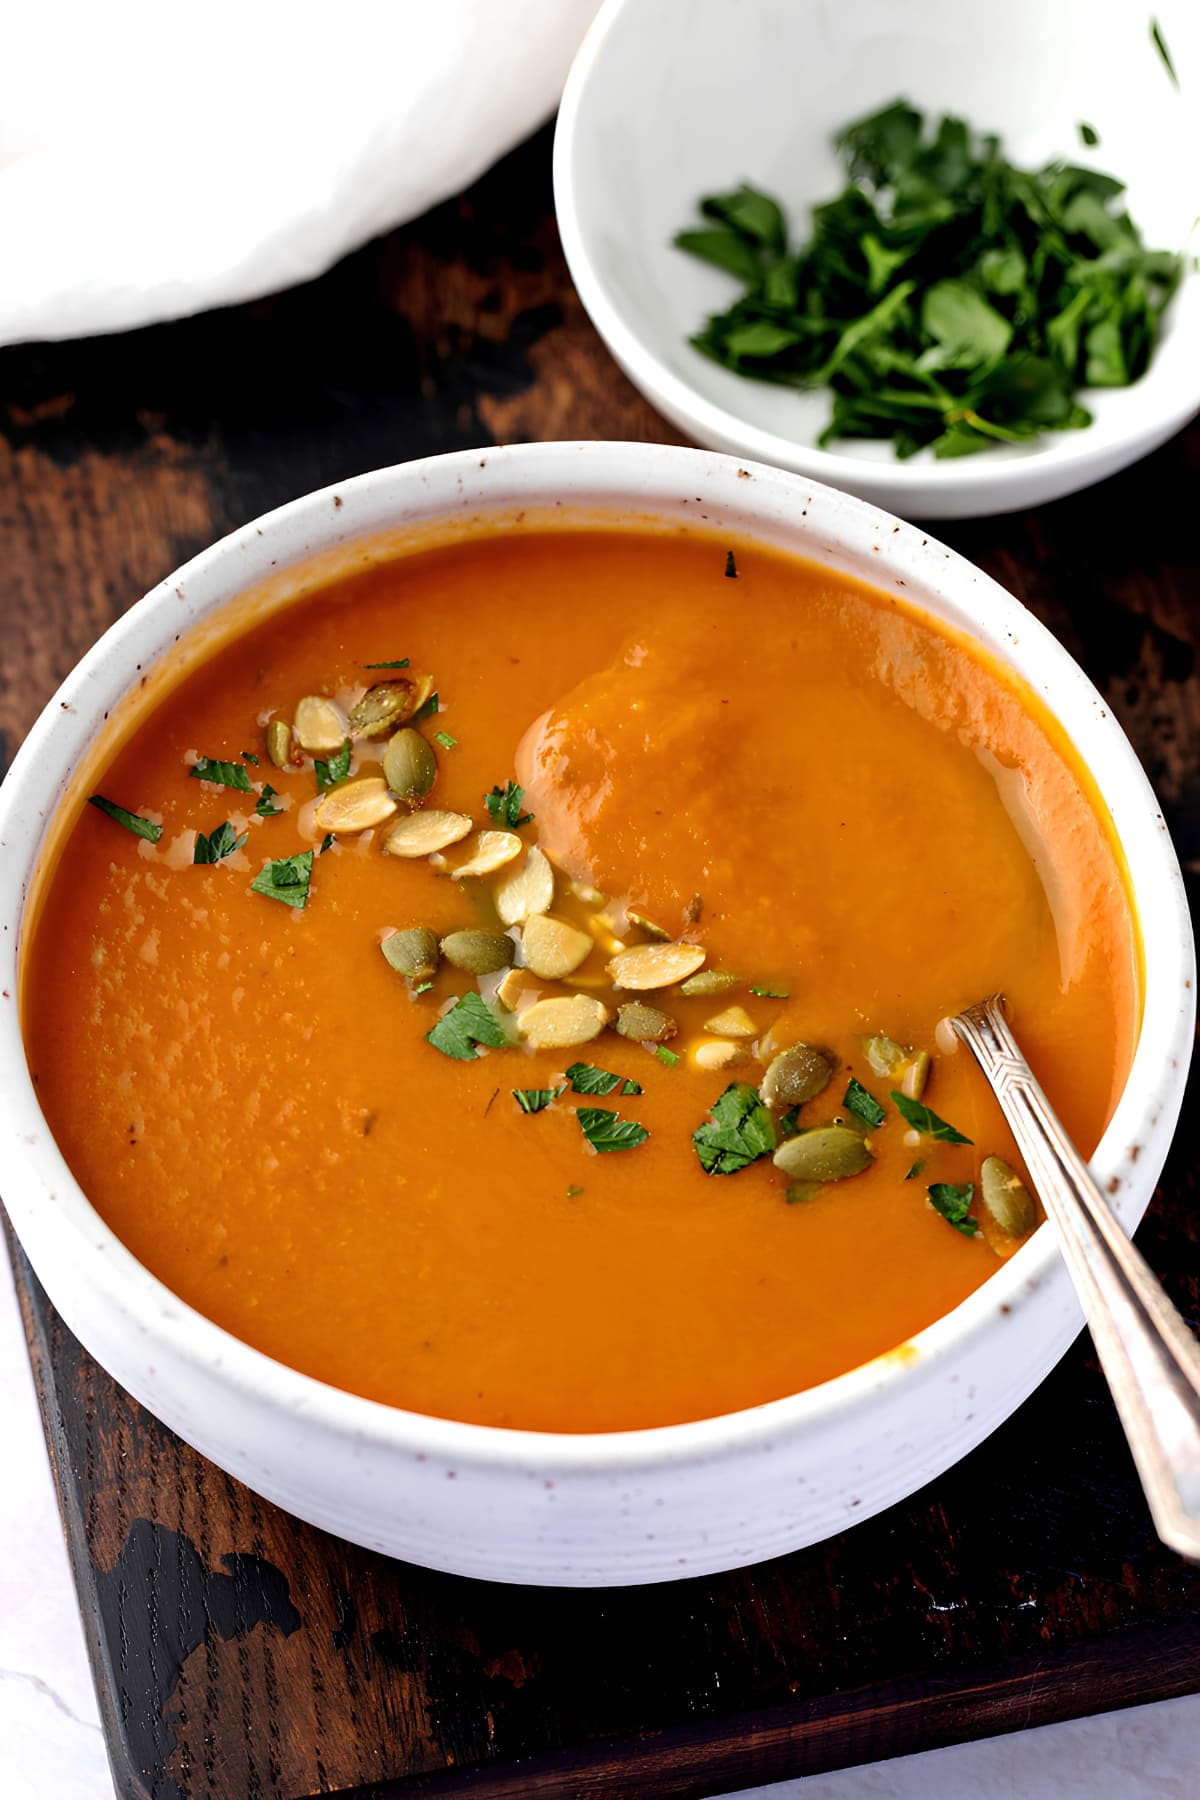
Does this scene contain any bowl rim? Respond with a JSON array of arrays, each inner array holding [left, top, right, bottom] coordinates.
[[552, 0, 1200, 503], [0, 438, 1193, 1477]]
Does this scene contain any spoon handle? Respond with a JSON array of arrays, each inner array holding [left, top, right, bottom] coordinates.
[[950, 995, 1200, 1562]]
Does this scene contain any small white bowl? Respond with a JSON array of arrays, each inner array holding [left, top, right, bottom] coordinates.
[[554, 0, 1200, 519], [0, 442, 1192, 1586]]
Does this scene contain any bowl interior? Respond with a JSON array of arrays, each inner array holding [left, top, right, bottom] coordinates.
[[562, 0, 1200, 478]]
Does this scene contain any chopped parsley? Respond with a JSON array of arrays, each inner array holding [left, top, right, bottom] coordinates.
[[240, 749, 260, 766], [190, 756, 253, 792], [843, 1077, 886, 1130], [414, 691, 439, 722], [750, 982, 789, 998], [693, 1082, 777, 1175], [655, 1045, 680, 1068], [565, 1063, 642, 1097], [1078, 121, 1099, 149], [777, 1105, 801, 1138], [674, 100, 1183, 459], [904, 1159, 925, 1181], [485, 780, 534, 828], [725, 550, 738, 578], [1151, 17, 1178, 88], [566, 1183, 584, 1199], [314, 742, 351, 790], [255, 784, 283, 818], [513, 1086, 565, 1114], [413, 980, 434, 995], [87, 795, 163, 844], [193, 821, 247, 865], [891, 1091, 973, 1145], [364, 658, 410, 669], [576, 1106, 650, 1154], [250, 850, 313, 909], [434, 730, 458, 750], [318, 832, 335, 855], [426, 991, 507, 1060], [928, 1181, 979, 1237]]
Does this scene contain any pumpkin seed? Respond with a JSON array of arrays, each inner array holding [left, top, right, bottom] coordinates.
[[495, 845, 555, 926], [761, 1044, 835, 1108], [521, 913, 593, 980], [680, 969, 739, 997], [519, 994, 610, 1050], [350, 677, 430, 738], [314, 775, 397, 834], [381, 926, 440, 980], [293, 695, 348, 754], [980, 1156, 1037, 1238], [494, 967, 540, 1012], [451, 829, 522, 880], [266, 718, 293, 768], [773, 1126, 873, 1182], [691, 1038, 749, 1073], [615, 1002, 677, 1043], [900, 1050, 930, 1101], [627, 910, 671, 942], [863, 1035, 903, 1077], [703, 1003, 757, 1039], [382, 809, 473, 858], [440, 929, 515, 975], [382, 728, 437, 806], [606, 942, 706, 990]]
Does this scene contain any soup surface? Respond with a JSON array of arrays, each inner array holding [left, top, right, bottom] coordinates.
[[22, 526, 1139, 1431]]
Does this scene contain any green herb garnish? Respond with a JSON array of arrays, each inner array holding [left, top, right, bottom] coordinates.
[[674, 100, 1182, 460], [240, 750, 260, 766], [576, 1107, 650, 1154], [414, 691, 439, 722], [905, 1159, 925, 1181], [928, 1181, 979, 1236], [843, 1077, 886, 1130], [87, 794, 163, 844], [750, 983, 789, 998], [777, 1105, 801, 1139], [193, 821, 247, 865], [426, 991, 507, 1060], [1151, 17, 1178, 88], [190, 756, 253, 792], [565, 1062, 642, 1097], [250, 850, 313, 909], [364, 658, 410, 669], [318, 832, 335, 854], [692, 1082, 777, 1175], [566, 1183, 584, 1199], [485, 780, 534, 828], [314, 742, 351, 791], [413, 980, 434, 995], [434, 730, 458, 750], [1078, 122, 1099, 149], [255, 784, 282, 818], [724, 550, 738, 578], [891, 1091, 973, 1144], [513, 1085, 565, 1114], [654, 1046, 680, 1069]]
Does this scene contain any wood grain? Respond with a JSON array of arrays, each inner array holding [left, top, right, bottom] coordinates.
[[2, 123, 1198, 1799]]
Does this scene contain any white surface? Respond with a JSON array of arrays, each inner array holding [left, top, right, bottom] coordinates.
[[555, 0, 1200, 517], [0, 443, 1193, 1587], [2, 1258, 1198, 1796], [0, 0, 600, 347]]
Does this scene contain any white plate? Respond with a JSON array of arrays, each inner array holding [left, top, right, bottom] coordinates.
[[554, 0, 1200, 518]]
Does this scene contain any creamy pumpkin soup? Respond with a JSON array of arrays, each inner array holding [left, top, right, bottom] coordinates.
[[21, 528, 1138, 1431]]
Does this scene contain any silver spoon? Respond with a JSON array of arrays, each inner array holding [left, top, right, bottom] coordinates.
[[949, 994, 1200, 1562]]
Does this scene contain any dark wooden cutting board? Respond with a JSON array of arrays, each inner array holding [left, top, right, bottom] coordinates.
[[2, 125, 1198, 1800]]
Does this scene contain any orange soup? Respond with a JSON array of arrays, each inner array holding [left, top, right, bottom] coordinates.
[[21, 528, 1138, 1431]]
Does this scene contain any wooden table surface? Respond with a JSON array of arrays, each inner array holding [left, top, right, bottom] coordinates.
[[2, 125, 1199, 1800]]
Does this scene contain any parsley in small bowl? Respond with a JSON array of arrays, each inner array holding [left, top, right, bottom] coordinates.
[[555, 0, 1200, 517]]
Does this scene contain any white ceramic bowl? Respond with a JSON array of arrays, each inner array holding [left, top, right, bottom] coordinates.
[[554, 0, 1200, 519], [0, 443, 1192, 1586]]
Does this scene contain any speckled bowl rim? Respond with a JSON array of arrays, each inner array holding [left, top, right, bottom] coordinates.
[[0, 440, 1192, 1480]]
